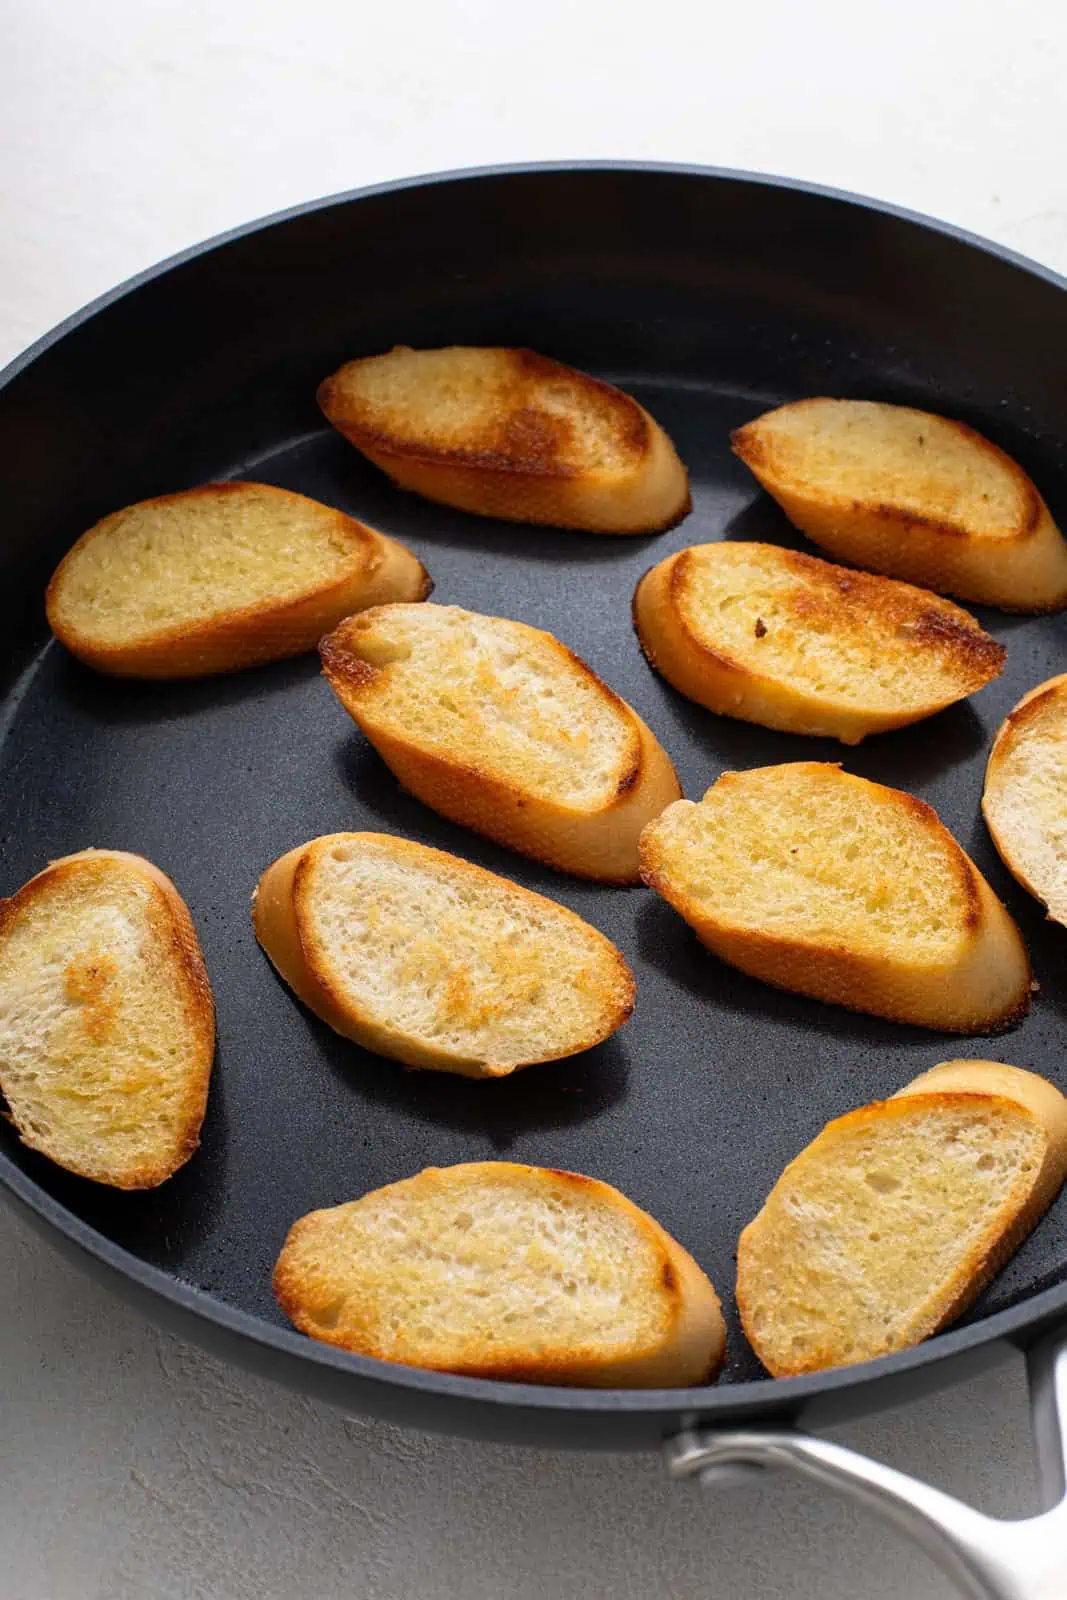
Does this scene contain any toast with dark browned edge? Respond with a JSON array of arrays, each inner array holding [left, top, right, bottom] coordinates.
[[318, 345, 691, 533], [639, 762, 1031, 1032], [634, 540, 1004, 743], [983, 673, 1067, 924], [732, 398, 1067, 612]]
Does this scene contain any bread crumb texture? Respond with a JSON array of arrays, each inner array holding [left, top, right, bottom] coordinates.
[[738, 1094, 1046, 1372], [325, 604, 635, 808], [275, 1164, 673, 1373], [298, 835, 632, 1067], [735, 400, 1028, 537], [0, 854, 212, 1186], [49, 482, 375, 646], [644, 764, 969, 960], [671, 543, 1003, 706]]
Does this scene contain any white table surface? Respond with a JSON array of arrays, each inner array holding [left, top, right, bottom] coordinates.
[[3, 3, 1066, 1595]]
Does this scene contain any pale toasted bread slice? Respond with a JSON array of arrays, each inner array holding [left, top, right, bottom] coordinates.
[[317, 346, 691, 533], [320, 603, 682, 883], [732, 399, 1067, 612], [0, 849, 214, 1188], [634, 541, 1004, 744], [46, 481, 431, 678], [983, 673, 1067, 923], [274, 1161, 725, 1385], [253, 833, 635, 1077], [737, 1060, 1067, 1375], [639, 762, 1031, 1032]]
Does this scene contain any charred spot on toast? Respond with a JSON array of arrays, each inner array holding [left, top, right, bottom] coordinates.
[[319, 347, 652, 478], [729, 422, 769, 469], [492, 404, 576, 475], [772, 549, 1005, 674], [867, 501, 977, 538], [907, 608, 1006, 674], [319, 627, 381, 690], [615, 752, 642, 797], [63, 948, 121, 1041]]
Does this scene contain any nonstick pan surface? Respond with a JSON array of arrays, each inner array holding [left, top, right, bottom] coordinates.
[[3, 164, 1067, 1450]]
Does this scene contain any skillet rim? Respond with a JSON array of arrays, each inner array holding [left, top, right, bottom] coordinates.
[[2, 159, 1066, 1436]]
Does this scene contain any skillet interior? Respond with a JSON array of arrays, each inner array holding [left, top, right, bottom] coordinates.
[[2, 165, 1067, 1443]]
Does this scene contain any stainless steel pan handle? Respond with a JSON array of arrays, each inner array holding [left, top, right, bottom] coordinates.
[[666, 1326, 1067, 1600]]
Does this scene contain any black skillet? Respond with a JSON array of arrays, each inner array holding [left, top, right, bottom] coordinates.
[[2, 164, 1067, 1597]]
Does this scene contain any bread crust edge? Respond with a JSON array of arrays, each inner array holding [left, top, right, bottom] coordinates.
[[0, 848, 215, 1188]]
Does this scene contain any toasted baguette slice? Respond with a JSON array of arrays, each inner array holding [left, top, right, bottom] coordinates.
[[274, 1161, 725, 1385], [0, 849, 214, 1187], [317, 346, 691, 533], [737, 1061, 1067, 1375], [253, 833, 635, 1077], [983, 674, 1067, 924], [639, 762, 1031, 1032], [634, 542, 1004, 744], [320, 603, 682, 882], [46, 481, 432, 678], [732, 399, 1067, 612]]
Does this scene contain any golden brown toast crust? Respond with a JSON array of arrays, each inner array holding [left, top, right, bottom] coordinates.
[[46, 482, 432, 678], [321, 349, 650, 475], [0, 849, 215, 1188], [739, 1091, 1046, 1375], [318, 347, 692, 533], [639, 765, 1032, 1033], [731, 399, 1067, 612], [737, 1062, 1067, 1375], [320, 607, 682, 883], [733, 403, 1043, 541], [273, 1162, 726, 1386], [982, 672, 1067, 912], [252, 834, 636, 1077], [633, 542, 1004, 743], [991, 673, 1067, 741]]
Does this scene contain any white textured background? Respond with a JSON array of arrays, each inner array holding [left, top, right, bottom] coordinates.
[[3, 2, 1065, 1595]]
